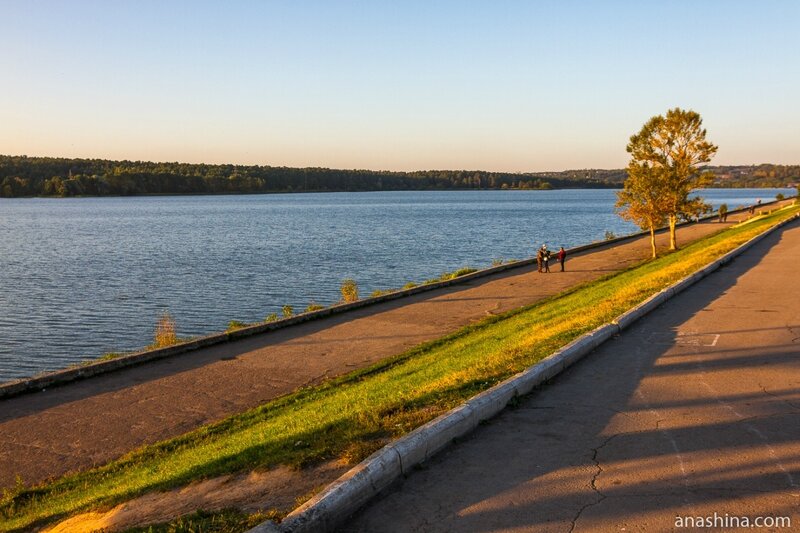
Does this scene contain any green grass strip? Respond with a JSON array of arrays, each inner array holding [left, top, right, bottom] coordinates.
[[121, 508, 273, 533], [2, 206, 798, 532]]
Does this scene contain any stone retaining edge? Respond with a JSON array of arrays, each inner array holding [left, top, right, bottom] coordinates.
[[0, 198, 789, 400], [250, 210, 799, 533]]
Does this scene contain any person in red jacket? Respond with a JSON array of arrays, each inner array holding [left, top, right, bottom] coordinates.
[[557, 246, 566, 272]]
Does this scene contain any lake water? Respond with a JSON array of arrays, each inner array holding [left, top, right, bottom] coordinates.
[[0, 188, 790, 382]]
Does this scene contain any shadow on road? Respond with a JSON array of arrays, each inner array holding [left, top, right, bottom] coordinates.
[[342, 219, 800, 532]]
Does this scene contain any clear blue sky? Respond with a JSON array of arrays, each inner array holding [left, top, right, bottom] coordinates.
[[1, 0, 798, 171]]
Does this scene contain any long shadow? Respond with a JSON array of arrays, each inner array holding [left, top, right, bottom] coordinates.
[[341, 218, 800, 532]]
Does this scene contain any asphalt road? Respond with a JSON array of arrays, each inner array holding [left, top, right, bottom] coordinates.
[[342, 217, 800, 532]]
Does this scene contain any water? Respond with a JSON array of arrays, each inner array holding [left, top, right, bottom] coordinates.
[[0, 188, 790, 382]]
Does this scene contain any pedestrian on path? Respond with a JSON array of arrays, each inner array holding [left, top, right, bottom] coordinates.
[[557, 246, 566, 271], [536, 244, 546, 273], [543, 249, 551, 273]]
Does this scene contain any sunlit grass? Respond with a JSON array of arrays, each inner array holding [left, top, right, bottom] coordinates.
[[2, 206, 796, 532]]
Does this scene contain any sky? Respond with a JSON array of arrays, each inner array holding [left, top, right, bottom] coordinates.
[[1, 0, 798, 172]]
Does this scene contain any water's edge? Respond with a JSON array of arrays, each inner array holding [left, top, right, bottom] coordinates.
[[1, 203, 751, 400]]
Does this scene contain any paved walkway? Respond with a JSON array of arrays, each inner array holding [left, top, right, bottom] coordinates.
[[0, 209, 767, 489], [343, 217, 800, 532]]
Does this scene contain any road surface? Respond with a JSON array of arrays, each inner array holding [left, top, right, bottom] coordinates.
[[342, 216, 800, 532]]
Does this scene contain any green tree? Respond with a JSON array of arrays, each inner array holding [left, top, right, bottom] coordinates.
[[615, 162, 670, 258], [626, 108, 718, 250]]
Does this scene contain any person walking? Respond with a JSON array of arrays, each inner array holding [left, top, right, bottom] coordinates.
[[557, 246, 566, 272]]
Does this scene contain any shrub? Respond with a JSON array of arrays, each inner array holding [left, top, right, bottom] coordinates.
[[776, 193, 785, 201], [340, 279, 359, 302], [451, 267, 477, 278], [153, 312, 178, 348], [402, 282, 418, 290], [305, 302, 325, 313], [439, 267, 477, 281], [282, 305, 294, 318], [264, 313, 279, 323], [227, 320, 247, 331], [604, 230, 617, 241], [491, 258, 504, 267]]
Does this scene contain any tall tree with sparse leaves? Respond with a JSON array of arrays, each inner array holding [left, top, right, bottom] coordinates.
[[625, 108, 718, 250]]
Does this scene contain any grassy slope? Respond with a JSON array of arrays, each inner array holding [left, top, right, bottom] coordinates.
[[2, 206, 798, 532]]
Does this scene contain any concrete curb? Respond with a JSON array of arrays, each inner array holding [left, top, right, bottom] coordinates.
[[1, 198, 789, 399], [250, 210, 799, 533]]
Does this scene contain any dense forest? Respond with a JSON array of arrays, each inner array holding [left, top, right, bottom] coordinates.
[[0, 155, 797, 198]]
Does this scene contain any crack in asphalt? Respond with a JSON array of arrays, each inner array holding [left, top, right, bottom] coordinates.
[[568, 433, 618, 533], [759, 383, 800, 411], [788, 325, 800, 344], [518, 403, 636, 419]]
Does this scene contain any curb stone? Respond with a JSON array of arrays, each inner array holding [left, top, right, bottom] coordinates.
[[250, 211, 799, 533]]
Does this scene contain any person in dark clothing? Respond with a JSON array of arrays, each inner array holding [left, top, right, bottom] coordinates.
[[543, 249, 551, 273], [557, 246, 566, 272]]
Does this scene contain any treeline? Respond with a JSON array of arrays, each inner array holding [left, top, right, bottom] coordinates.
[[0, 155, 614, 197], [0, 155, 796, 198], [706, 165, 800, 188]]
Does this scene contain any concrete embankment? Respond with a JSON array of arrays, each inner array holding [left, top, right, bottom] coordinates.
[[0, 200, 790, 491], [0, 202, 774, 400]]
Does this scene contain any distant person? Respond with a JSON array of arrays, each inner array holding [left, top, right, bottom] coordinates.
[[543, 249, 551, 273], [718, 204, 728, 223], [557, 246, 566, 271], [536, 244, 546, 273]]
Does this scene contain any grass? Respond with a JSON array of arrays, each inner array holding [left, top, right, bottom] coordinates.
[[340, 279, 359, 303], [226, 320, 248, 332], [122, 508, 278, 533], [2, 206, 797, 532], [152, 312, 178, 349], [304, 302, 325, 313], [376, 266, 479, 294]]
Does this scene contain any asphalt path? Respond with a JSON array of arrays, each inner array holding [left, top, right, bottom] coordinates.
[[0, 208, 775, 489], [342, 217, 800, 532]]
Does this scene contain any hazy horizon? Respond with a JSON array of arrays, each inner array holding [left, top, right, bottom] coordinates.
[[2, 1, 798, 172]]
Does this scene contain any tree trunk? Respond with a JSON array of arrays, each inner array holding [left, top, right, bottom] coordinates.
[[669, 214, 678, 250], [649, 226, 657, 258]]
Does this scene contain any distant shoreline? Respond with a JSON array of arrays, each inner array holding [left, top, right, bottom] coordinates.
[[1, 154, 797, 198], [2, 185, 797, 201]]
